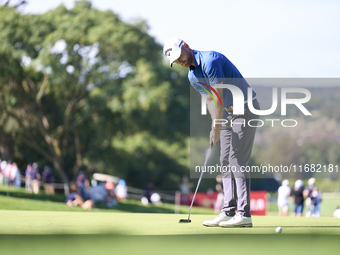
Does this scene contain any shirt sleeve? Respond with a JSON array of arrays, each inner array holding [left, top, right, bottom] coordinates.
[[190, 80, 208, 95], [204, 56, 225, 86], [188, 72, 208, 95]]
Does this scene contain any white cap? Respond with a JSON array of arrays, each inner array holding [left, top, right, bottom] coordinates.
[[150, 193, 161, 204], [308, 177, 315, 186], [295, 179, 303, 188], [163, 37, 185, 67], [282, 179, 289, 186]]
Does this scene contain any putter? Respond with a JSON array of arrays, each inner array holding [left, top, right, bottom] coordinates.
[[179, 142, 214, 223]]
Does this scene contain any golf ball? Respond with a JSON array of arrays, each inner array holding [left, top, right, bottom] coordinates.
[[276, 227, 282, 233]]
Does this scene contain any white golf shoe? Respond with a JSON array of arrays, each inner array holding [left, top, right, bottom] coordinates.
[[219, 213, 253, 228], [202, 213, 233, 227]]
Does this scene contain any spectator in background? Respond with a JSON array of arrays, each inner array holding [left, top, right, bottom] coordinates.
[[76, 170, 90, 200], [214, 174, 224, 214], [66, 184, 84, 207], [25, 163, 33, 193], [310, 187, 322, 217], [0, 160, 7, 172], [4, 160, 20, 187], [81, 198, 95, 210], [115, 179, 128, 201], [144, 182, 154, 203], [291, 179, 305, 217], [4, 160, 13, 184], [105, 181, 117, 207], [304, 177, 315, 217], [141, 182, 155, 205], [31, 162, 41, 194], [42, 166, 55, 195], [277, 179, 291, 216], [333, 206, 340, 218], [81, 181, 117, 209], [88, 181, 106, 206], [10, 162, 21, 187], [150, 192, 162, 206], [180, 176, 190, 205]]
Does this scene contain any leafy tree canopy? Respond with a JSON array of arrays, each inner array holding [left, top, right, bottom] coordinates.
[[0, 0, 190, 190]]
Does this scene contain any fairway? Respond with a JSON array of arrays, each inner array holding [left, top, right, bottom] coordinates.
[[1, 210, 340, 236], [1, 210, 340, 255]]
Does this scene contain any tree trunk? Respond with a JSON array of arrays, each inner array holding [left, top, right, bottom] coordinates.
[[52, 158, 69, 185], [0, 131, 15, 160]]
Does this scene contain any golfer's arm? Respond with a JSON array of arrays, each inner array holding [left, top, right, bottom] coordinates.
[[207, 87, 224, 125]]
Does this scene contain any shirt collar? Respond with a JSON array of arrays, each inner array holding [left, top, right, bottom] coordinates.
[[190, 50, 200, 71]]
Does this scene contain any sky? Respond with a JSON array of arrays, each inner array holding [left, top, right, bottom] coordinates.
[[9, 0, 340, 78]]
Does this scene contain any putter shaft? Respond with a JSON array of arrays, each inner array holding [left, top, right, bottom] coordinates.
[[187, 143, 213, 220]]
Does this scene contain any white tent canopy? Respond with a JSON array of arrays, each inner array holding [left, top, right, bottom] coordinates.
[[92, 173, 120, 184]]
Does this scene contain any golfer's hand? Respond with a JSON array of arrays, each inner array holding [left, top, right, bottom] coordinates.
[[210, 126, 221, 146]]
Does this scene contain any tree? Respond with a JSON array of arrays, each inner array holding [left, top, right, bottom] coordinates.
[[0, 1, 190, 189]]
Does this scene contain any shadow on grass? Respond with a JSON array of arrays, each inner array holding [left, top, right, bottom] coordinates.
[[1, 234, 339, 255]]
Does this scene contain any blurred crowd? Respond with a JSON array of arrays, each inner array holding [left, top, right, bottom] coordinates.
[[2, 157, 338, 215], [0, 159, 21, 187], [0, 158, 129, 210], [0, 158, 56, 195], [65, 171, 128, 210], [277, 178, 323, 217]]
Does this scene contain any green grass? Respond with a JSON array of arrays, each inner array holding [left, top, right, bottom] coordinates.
[[0, 210, 339, 255], [1, 234, 339, 255], [0, 185, 214, 214], [2, 185, 339, 216], [1, 186, 340, 255], [0, 210, 340, 235]]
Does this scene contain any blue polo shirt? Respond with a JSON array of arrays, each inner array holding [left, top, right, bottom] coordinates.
[[188, 50, 256, 109]]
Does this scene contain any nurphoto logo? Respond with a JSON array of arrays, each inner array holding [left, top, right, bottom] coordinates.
[[200, 84, 312, 128]]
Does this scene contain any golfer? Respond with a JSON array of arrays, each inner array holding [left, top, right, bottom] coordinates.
[[164, 38, 260, 227]]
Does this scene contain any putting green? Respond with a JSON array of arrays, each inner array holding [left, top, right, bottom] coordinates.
[[1, 210, 339, 236], [1, 210, 339, 255]]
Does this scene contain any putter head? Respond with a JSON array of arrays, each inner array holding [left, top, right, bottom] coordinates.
[[178, 219, 191, 223]]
